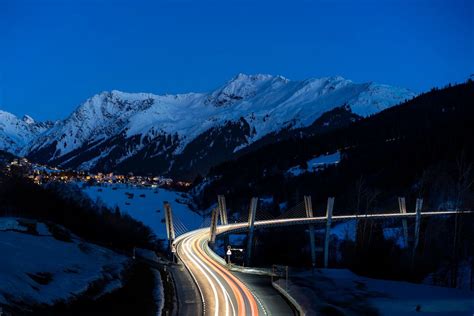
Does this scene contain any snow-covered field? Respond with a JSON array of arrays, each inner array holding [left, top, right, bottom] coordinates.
[[82, 183, 204, 239], [275, 268, 474, 316], [0, 218, 129, 309]]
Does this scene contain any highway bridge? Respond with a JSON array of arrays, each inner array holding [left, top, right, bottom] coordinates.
[[168, 196, 471, 316]]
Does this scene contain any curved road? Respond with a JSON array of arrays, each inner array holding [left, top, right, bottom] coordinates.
[[175, 210, 471, 315], [176, 228, 261, 316]]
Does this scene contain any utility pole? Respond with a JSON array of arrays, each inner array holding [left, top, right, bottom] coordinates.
[[324, 197, 335, 268], [304, 195, 317, 268], [246, 197, 258, 266]]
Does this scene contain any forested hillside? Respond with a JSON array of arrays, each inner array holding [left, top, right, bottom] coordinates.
[[195, 80, 474, 216]]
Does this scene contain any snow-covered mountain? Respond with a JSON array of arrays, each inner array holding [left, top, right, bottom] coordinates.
[[0, 111, 53, 154], [1, 74, 416, 179]]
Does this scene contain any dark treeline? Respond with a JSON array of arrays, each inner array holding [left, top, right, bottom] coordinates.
[[195, 80, 474, 216], [0, 170, 159, 252]]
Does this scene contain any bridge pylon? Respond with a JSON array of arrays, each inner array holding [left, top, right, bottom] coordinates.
[[304, 196, 317, 267], [164, 201, 176, 249], [246, 197, 258, 266], [324, 197, 335, 268], [412, 198, 423, 265], [398, 197, 409, 245], [218, 195, 228, 225], [209, 207, 219, 245]]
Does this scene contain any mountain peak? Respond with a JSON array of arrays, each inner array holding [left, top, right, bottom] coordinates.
[[22, 115, 35, 124], [209, 73, 285, 107], [231, 73, 274, 82], [232, 73, 290, 84]]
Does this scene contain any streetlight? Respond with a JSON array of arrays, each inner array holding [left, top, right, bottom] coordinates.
[[226, 245, 244, 265], [171, 243, 177, 264]]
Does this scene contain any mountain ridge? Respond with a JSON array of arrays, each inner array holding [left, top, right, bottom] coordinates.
[[196, 80, 474, 213], [0, 74, 416, 179]]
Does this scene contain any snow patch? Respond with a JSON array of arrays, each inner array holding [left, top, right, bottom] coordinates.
[[287, 152, 341, 176]]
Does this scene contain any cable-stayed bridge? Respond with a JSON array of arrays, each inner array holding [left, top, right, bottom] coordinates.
[[163, 196, 471, 316]]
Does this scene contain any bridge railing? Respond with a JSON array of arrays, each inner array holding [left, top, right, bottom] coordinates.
[[165, 195, 472, 270]]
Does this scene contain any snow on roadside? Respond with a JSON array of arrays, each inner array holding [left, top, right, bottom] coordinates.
[[0, 218, 129, 308], [276, 268, 474, 316], [82, 183, 204, 239]]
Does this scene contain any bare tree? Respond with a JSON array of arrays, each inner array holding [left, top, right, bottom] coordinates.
[[454, 151, 473, 210], [451, 151, 473, 288], [355, 176, 367, 216], [356, 186, 381, 251]]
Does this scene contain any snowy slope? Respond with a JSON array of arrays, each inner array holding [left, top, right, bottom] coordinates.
[[115, 74, 413, 154], [0, 111, 52, 154], [0, 218, 129, 309], [83, 183, 204, 239], [23, 91, 160, 159], [2, 74, 415, 177]]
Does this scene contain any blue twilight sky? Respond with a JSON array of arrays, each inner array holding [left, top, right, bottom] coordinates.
[[0, 0, 473, 121]]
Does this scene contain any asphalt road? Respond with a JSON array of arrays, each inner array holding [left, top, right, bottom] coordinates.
[[176, 228, 261, 316], [173, 210, 469, 315], [170, 262, 204, 316], [232, 271, 297, 316]]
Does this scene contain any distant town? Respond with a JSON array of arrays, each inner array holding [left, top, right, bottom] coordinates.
[[5, 157, 192, 188]]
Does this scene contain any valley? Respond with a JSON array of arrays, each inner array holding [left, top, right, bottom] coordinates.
[[0, 80, 472, 316]]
